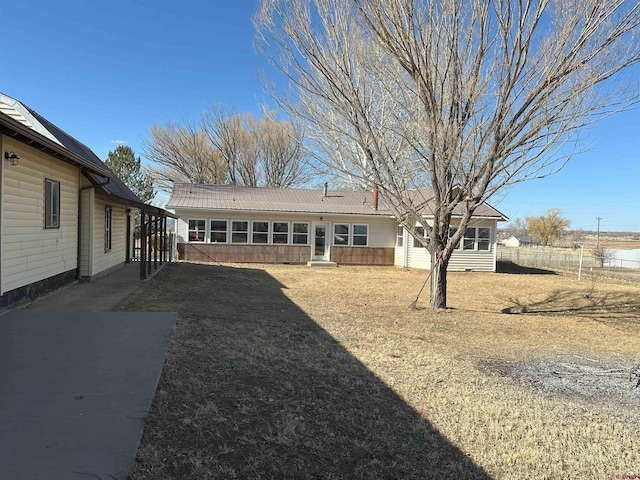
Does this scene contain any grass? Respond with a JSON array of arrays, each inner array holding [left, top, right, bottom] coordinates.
[[121, 262, 640, 479]]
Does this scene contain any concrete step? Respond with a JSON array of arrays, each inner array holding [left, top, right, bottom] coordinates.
[[307, 260, 338, 268]]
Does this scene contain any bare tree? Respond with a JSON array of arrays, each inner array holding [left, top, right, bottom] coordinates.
[[526, 208, 571, 246], [142, 121, 228, 192], [260, 109, 308, 187], [202, 105, 309, 187], [255, 0, 640, 309]]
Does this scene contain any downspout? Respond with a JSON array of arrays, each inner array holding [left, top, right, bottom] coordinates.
[[76, 174, 110, 280]]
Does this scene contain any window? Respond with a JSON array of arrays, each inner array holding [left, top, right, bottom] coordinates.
[[272, 222, 289, 244], [188, 219, 206, 242], [104, 206, 112, 251], [333, 223, 349, 245], [478, 227, 491, 250], [448, 227, 459, 249], [292, 222, 309, 245], [463, 228, 476, 250], [44, 178, 60, 229], [461, 226, 492, 251], [252, 221, 269, 244], [352, 224, 368, 246], [231, 221, 248, 243], [396, 226, 404, 247], [210, 220, 228, 243], [413, 226, 428, 248]]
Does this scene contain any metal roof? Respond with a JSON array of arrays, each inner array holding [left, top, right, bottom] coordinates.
[[167, 183, 508, 220], [167, 183, 391, 216]]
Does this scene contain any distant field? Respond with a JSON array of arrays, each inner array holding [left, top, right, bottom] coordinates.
[[599, 240, 640, 250]]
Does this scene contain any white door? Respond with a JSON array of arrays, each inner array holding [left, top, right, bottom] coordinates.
[[311, 223, 330, 261]]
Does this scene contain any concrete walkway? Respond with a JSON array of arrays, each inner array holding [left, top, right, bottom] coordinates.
[[1, 263, 176, 479], [25, 262, 160, 312]]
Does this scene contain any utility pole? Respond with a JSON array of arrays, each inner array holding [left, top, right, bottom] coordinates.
[[596, 217, 603, 247]]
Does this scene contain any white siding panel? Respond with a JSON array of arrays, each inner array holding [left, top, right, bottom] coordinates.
[[90, 195, 127, 277], [1, 137, 79, 293]]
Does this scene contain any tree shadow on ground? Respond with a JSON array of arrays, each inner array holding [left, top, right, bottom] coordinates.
[[496, 261, 557, 275], [501, 289, 640, 327], [128, 263, 490, 480]]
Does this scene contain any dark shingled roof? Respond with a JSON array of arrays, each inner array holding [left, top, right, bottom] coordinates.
[[167, 183, 508, 220], [24, 106, 143, 206]]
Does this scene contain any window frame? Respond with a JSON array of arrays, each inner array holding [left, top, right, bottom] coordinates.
[[44, 178, 60, 229], [352, 224, 369, 247], [333, 223, 350, 246], [231, 220, 249, 244], [272, 221, 290, 244], [104, 205, 112, 252], [251, 220, 269, 244], [187, 219, 206, 243], [413, 226, 429, 248], [292, 222, 309, 245], [396, 225, 404, 247], [209, 219, 228, 244]]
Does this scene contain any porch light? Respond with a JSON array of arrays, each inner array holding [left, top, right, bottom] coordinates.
[[4, 151, 19, 166]]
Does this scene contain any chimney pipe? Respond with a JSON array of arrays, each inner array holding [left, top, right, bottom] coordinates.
[[373, 184, 379, 211], [323, 182, 328, 197]]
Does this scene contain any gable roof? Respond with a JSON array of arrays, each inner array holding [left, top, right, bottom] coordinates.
[[167, 183, 508, 220], [0, 93, 168, 215]]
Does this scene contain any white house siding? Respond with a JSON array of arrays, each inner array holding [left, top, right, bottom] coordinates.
[[395, 218, 500, 272], [88, 194, 128, 278], [1, 137, 79, 293]]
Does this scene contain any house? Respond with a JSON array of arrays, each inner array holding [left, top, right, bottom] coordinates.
[[0, 93, 170, 306], [501, 235, 534, 248], [167, 183, 508, 271]]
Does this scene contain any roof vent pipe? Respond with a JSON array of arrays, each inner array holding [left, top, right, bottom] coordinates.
[[373, 184, 379, 211], [323, 182, 328, 197]]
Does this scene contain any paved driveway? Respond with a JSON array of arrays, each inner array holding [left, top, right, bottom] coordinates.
[[0, 310, 176, 480]]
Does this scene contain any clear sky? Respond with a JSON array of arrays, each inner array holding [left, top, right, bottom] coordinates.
[[2, 1, 639, 232]]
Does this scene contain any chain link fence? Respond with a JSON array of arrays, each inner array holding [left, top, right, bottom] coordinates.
[[497, 246, 640, 285]]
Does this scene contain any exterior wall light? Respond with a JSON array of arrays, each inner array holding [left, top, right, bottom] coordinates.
[[4, 151, 19, 166]]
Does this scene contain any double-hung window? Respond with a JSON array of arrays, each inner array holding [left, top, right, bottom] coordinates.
[[104, 206, 112, 251], [352, 224, 368, 246], [413, 226, 428, 248], [396, 226, 404, 247], [188, 219, 206, 242], [292, 223, 309, 245], [462, 227, 491, 251], [44, 178, 60, 229], [252, 221, 269, 244], [210, 220, 228, 243], [272, 222, 289, 244], [463, 228, 476, 250], [478, 227, 491, 250], [333, 224, 349, 246], [231, 221, 248, 243]]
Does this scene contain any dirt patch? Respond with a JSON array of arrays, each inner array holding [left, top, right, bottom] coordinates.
[[478, 354, 640, 409]]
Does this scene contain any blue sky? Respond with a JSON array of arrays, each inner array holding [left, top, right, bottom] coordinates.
[[2, 1, 638, 232]]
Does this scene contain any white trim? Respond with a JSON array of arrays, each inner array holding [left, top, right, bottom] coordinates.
[[352, 223, 369, 247], [209, 218, 229, 244], [311, 222, 330, 261], [187, 218, 207, 243]]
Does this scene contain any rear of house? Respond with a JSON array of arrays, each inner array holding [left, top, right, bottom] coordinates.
[[168, 183, 507, 271]]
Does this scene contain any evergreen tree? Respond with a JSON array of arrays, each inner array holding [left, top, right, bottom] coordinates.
[[105, 145, 155, 203]]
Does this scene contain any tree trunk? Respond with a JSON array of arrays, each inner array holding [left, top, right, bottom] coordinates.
[[429, 249, 448, 309]]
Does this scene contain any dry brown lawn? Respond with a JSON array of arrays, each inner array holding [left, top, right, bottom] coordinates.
[[121, 262, 640, 480]]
